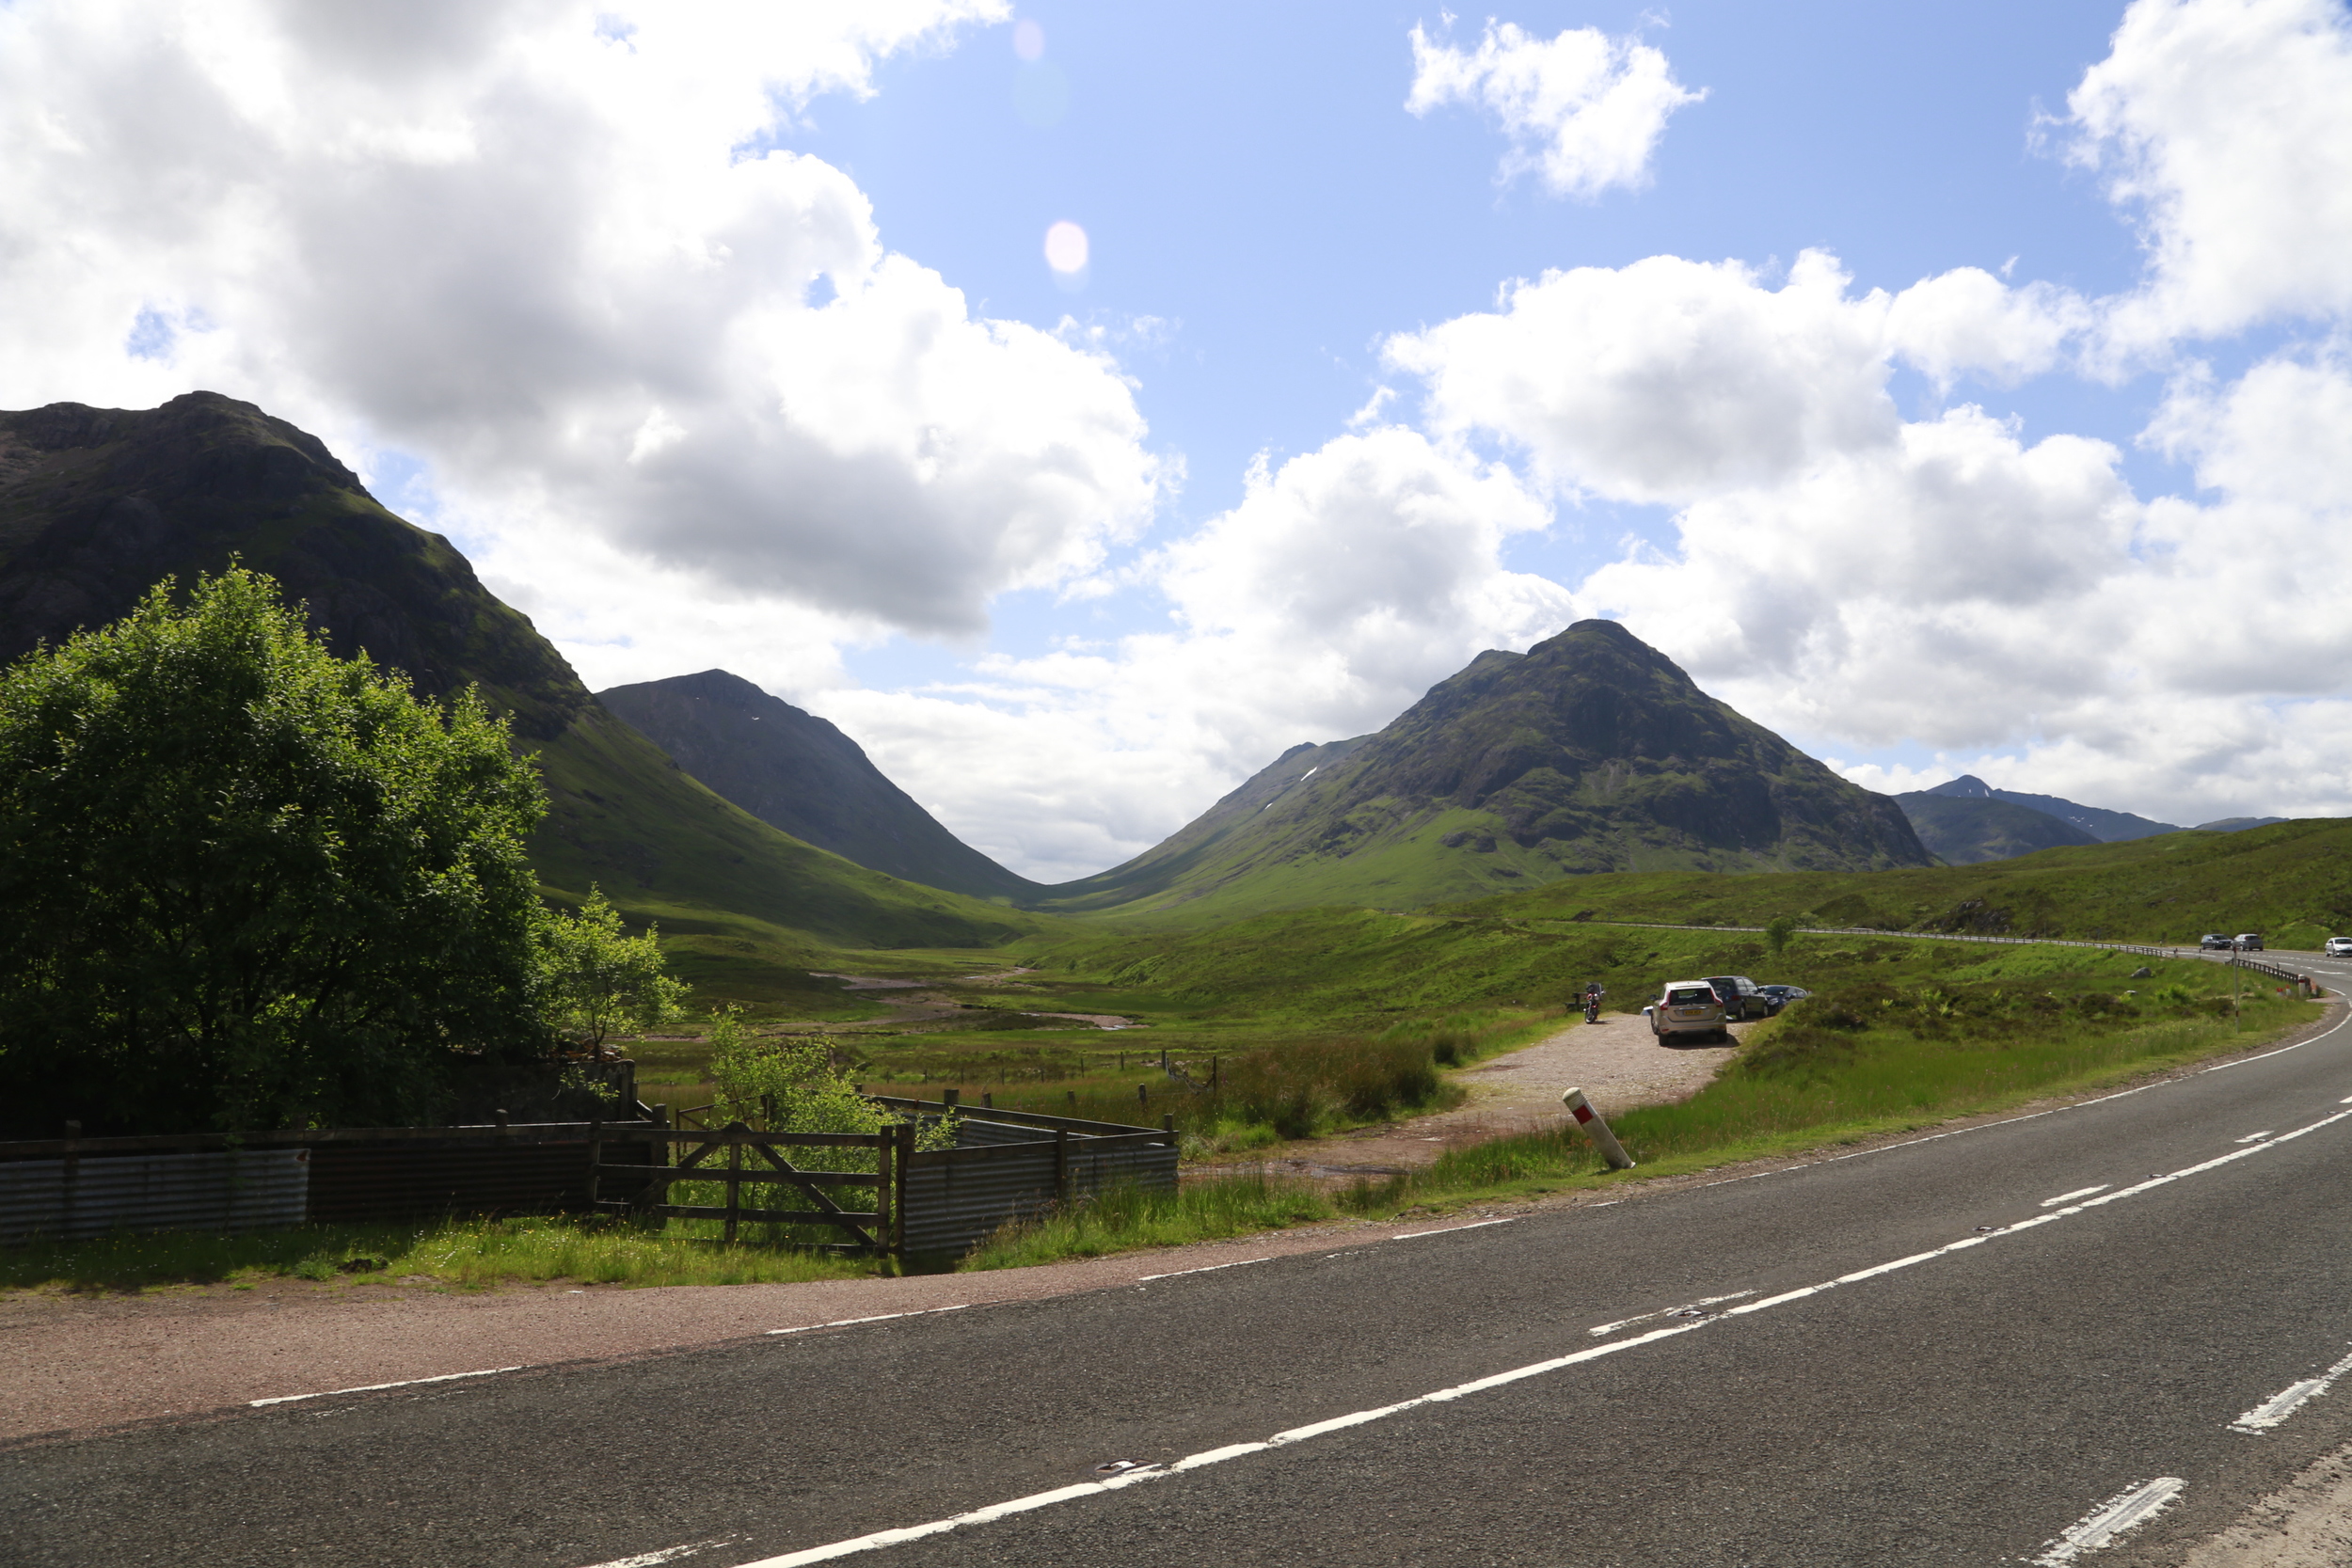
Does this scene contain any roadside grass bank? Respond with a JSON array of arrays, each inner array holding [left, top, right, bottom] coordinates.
[[0, 1214, 879, 1295], [961, 982, 2324, 1269]]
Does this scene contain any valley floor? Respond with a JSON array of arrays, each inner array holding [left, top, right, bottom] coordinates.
[[1209, 1009, 1744, 1182]]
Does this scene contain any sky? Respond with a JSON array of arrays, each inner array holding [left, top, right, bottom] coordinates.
[[2, 0, 2349, 879]]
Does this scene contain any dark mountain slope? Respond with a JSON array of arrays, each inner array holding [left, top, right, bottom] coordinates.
[[1922, 774, 2181, 843], [1041, 620, 1930, 920], [1894, 791, 2100, 864], [598, 670, 1041, 903], [0, 392, 1028, 957]]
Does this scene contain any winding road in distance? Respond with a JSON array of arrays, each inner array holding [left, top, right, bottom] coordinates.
[[11, 958, 2352, 1567]]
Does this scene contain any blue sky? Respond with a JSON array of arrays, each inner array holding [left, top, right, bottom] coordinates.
[[3, 0, 2349, 876]]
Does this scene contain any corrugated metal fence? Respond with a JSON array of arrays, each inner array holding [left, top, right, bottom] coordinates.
[[0, 1123, 662, 1246], [874, 1098, 1179, 1260], [0, 1101, 1175, 1261]]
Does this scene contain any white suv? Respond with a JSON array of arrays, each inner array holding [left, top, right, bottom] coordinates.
[[1647, 980, 1730, 1042]]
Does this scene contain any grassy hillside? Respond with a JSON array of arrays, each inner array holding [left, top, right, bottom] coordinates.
[[0, 393, 1041, 987], [597, 670, 1044, 903], [1442, 816, 2352, 950], [1039, 622, 1928, 924]]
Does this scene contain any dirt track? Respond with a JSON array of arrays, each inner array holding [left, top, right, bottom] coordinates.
[[1230, 1010, 1747, 1180]]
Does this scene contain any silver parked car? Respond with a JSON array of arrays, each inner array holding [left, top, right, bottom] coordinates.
[[1648, 980, 1731, 1042]]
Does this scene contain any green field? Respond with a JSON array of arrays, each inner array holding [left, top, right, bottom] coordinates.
[[1442, 816, 2352, 949]]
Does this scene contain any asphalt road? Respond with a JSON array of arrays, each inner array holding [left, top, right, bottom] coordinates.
[[10, 968, 2352, 1568]]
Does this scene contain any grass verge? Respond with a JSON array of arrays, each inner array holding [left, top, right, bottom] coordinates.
[[0, 1214, 879, 1294], [962, 984, 2327, 1269], [960, 1173, 1342, 1271]]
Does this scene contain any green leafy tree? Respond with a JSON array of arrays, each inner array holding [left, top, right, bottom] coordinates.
[[0, 568, 553, 1134], [540, 887, 690, 1058], [706, 1006, 956, 1160], [1766, 916, 1799, 958]]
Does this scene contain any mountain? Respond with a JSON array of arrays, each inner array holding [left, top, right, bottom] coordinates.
[[0, 392, 1032, 977], [598, 669, 1041, 903], [1041, 620, 1931, 920], [2197, 816, 2288, 832], [1893, 791, 2100, 864], [1922, 774, 2181, 842]]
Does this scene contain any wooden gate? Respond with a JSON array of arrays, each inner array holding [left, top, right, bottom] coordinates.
[[587, 1119, 903, 1253]]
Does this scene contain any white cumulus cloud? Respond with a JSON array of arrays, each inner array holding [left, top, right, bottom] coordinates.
[[1406, 19, 1705, 198], [0, 0, 1163, 637], [2069, 0, 2352, 353]]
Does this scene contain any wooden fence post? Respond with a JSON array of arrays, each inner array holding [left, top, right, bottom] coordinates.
[[724, 1124, 743, 1244], [1055, 1126, 1071, 1203], [894, 1120, 914, 1259], [587, 1118, 602, 1210]]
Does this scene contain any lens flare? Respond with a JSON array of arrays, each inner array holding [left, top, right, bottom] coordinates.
[[1043, 221, 1089, 275], [1012, 19, 1044, 60]]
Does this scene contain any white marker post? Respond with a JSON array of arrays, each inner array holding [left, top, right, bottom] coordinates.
[[1562, 1087, 1635, 1169]]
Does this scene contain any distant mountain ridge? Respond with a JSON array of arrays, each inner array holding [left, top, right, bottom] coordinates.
[[1894, 790, 2100, 864], [0, 391, 1028, 958], [597, 670, 1041, 903], [1922, 774, 2181, 842], [1042, 620, 1931, 919]]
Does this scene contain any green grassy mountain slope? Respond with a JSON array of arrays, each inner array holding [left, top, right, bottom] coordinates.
[[1039, 620, 1930, 921], [0, 392, 1033, 966], [597, 669, 1041, 903], [1446, 816, 2352, 949], [1894, 791, 2099, 863]]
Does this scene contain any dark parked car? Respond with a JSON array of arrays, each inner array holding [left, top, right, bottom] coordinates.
[[1756, 984, 1811, 1012], [2200, 933, 2233, 950], [1703, 974, 1771, 1021]]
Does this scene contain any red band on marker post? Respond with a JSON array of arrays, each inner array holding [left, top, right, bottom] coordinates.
[[1561, 1087, 1634, 1169]]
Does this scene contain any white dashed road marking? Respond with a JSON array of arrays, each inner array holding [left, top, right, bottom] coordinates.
[[249, 1367, 523, 1407], [612, 1102, 2352, 1568], [2042, 1185, 2110, 1206], [767, 1307, 967, 1337], [2032, 1478, 2185, 1564], [1138, 1258, 1272, 1282], [1587, 1291, 1757, 1337], [1391, 1218, 1515, 1240], [2231, 1345, 2352, 1433]]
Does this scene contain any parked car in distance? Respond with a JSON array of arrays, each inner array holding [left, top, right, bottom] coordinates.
[[1647, 980, 1730, 1041], [1756, 984, 1811, 1011], [2325, 937, 2352, 957], [2200, 933, 2233, 950], [1703, 974, 1771, 1021]]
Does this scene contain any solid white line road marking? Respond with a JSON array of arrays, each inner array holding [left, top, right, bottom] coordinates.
[[1137, 1258, 1272, 1282], [2033, 1478, 2185, 1564], [665, 1104, 2352, 1568], [767, 1307, 967, 1337], [2232, 1345, 2352, 1433], [1588, 1291, 1757, 1336], [577, 1542, 739, 1568], [1391, 1218, 1516, 1240], [2234, 1130, 2276, 1143], [2042, 1185, 2110, 1206], [249, 1366, 523, 1407]]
